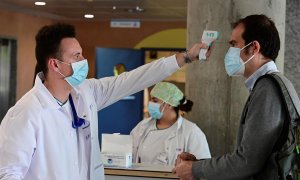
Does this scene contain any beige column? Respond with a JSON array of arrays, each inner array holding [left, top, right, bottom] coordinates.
[[186, 0, 286, 156]]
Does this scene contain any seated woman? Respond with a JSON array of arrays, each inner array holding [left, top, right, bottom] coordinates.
[[130, 82, 211, 165]]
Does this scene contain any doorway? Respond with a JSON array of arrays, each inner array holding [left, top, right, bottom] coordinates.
[[142, 48, 185, 118], [0, 37, 17, 122]]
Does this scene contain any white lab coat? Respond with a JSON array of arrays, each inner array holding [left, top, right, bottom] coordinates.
[[131, 116, 211, 165], [0, 55, 179, 180]]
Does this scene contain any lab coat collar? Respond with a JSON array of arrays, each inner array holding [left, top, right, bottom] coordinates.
[[34, 72, 82, 110], [34, 72, 61, 110], [167, 116, 183, 140]]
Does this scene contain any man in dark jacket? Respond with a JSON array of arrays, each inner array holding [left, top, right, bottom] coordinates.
[[174, 14, 287, 180]]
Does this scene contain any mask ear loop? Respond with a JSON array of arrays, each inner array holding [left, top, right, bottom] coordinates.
[[160, 92, 172, 114], [240, 41, 254, 51], [54, 59, 69, 78], [160, 102, 167, 113], [56, 59, 71, 66], [244, 54, 255, 64], [241, 41, 256, 64]]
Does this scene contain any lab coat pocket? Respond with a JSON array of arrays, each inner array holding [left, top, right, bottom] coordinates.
[[78, 120, 92, 160], [156, 152, 168, 165], [80, 120, 91, 142]]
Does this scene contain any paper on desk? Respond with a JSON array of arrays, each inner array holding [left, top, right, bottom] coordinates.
[[101, 133, 132, 153]]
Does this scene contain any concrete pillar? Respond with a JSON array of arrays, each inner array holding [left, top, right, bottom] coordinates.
[[186, 0, 286, 156], [285, 0, 300, 96]]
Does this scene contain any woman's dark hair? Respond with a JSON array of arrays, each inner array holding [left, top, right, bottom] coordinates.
[[233, 14, 280, 60], [35, 23, 76, 77], [173, 96, 193, 118]]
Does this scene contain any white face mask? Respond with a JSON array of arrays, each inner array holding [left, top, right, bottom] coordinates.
[[224, 42, 255, 76]]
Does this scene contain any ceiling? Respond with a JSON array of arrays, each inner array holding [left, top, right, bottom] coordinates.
[[0, 0, 187, 21]]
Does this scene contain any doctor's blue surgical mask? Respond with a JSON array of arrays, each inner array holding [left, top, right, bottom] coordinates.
[[224, 42, 255, 76], [148, 101, 165, 120], [56, 59, 89, 87]]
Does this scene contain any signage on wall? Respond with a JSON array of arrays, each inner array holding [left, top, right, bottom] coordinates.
[[110, 19, 141, 28]]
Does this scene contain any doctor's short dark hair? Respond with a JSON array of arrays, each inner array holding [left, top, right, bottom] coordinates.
[[174, 96, 193, 118], [35, 23, 76, 77], [233, 14, 280, 61]]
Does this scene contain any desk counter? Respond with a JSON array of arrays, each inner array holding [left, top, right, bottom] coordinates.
[[105, 163, 179, 180]]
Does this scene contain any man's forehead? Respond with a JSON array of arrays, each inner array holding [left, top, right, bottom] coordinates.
[[230, 24, 245, 43], [60, 38, 80, 47], [59, 38, 82, 54]]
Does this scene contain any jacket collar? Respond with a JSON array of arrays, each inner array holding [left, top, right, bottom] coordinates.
[[245, 61, 279, 91]]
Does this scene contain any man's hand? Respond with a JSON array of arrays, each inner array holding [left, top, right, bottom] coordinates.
[[174, 152, 197, 169], [173, 160, 195, 180], [178, 152, 197, 161], [173, 152, 197, 180]]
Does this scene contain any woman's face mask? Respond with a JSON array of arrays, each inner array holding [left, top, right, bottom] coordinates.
[[56, 59, 89, 87], [148, 101, 166, 120], [224, 42, 255, 76]]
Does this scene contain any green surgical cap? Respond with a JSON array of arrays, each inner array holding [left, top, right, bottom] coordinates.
[[150, 82, 183, 107]]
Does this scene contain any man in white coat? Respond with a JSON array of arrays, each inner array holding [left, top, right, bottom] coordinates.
[[0, 23, 210, 180]]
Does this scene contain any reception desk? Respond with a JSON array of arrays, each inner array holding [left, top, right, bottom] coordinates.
[[104, 163, 179, 180]]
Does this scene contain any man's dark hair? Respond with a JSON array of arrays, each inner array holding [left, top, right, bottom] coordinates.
[[35, 23, 76, 77], [233, 14, 280, 60]]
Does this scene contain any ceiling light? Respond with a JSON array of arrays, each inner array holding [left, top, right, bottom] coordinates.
[[127, 6, 144, 13], [84, 14, 94, 18], [113, 6, 117, 10], [136, 6, 144, 12], [35, 2, 46, 6]]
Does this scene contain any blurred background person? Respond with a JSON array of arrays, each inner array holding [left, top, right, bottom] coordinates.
[[131, 82, 211, 165]]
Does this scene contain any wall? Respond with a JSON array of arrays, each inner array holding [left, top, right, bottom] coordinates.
[[70, 21, 186, 79], [0, 8, 186, 100], [134, 29, 187, 49], [0, 8, 56, 100], [285, 0, 300, 96], [135, 29, 187, 83]]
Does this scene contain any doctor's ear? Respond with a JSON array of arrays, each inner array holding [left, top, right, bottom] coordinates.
[[48, 58, 59, 70]]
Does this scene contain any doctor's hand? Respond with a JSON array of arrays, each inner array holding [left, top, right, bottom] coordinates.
[[173, 160, 195, 180], [175, 42, 215, 67]]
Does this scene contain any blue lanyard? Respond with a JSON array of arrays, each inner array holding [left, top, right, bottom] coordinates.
[[69, 94, 85, 129]]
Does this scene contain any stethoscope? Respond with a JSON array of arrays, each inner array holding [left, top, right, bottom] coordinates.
[[69, 94, 85, 129]]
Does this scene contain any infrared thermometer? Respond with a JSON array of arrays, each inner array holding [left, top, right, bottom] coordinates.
[[199, 30, 220, 60]]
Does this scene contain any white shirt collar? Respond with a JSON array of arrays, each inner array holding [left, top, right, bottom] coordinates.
[[245, 61, 279, 91]]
